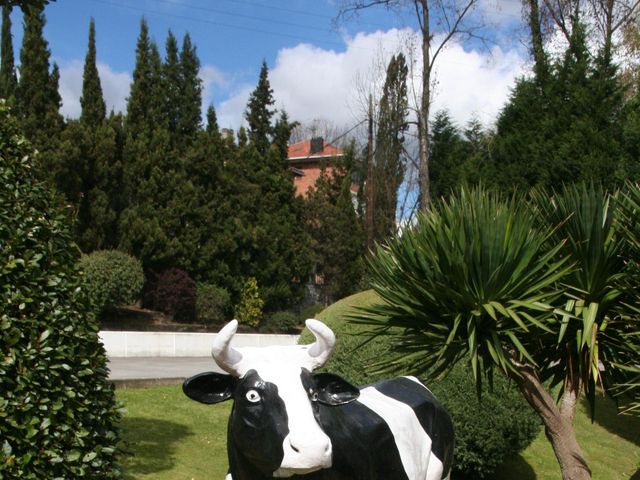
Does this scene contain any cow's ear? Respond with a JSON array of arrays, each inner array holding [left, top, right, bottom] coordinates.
[[183, 372, 236, 404], [313, 373, 360, 405]]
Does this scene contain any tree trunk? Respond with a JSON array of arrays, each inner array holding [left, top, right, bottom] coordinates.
[[511, 362, 592, 480], [418, 0, 431, 213]]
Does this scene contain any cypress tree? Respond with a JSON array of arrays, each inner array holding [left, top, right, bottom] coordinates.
[[178, 33, 202, 139], [206, 104, 219, 135], [272, 110, 296, 159], [16, 4, 62, 147], [162, 30, 181, 139], [0, 5, 17, 103], [373, 53, 408, 242], [80, 18, 106, 127], [245, 60, 275, 156], [126, 18, 155, 138], [429, 110, 468, 199]]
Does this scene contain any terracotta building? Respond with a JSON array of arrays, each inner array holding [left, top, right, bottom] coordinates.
[[287, 137, 345, 197]]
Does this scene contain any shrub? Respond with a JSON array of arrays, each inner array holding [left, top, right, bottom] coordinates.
[[196, 283, 230, 326], [300, 291, 541, 479], [262, 311, 300, 333], [299, 303, 324, 321], [234, 277, 263, 328], [0, 105, 122, 478], [144, 268, 196, 322], [79, 250, 144, 316]]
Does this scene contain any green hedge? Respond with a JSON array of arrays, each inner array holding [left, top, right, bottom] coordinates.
[[196, 283, 230, 326], [300, 291, 541, 479], [79, 250, 144, 316], [0, 105, 122, 478]]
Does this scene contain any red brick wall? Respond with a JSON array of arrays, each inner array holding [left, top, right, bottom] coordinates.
[[292, 163, 336, 197]]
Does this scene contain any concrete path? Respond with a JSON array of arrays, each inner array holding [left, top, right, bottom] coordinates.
[[107, 357, 223, 387]]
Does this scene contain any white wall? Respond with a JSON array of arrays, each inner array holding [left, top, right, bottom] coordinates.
[[99, 331, 300, 357]]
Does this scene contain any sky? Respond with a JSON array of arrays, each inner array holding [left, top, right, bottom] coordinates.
[[7, 0, 532, 133]]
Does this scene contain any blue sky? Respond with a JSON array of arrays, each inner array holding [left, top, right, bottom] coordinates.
[[7, 0, 529, 130]]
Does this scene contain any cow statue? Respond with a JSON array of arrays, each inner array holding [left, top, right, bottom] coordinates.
[[183, 319, 454, 480]]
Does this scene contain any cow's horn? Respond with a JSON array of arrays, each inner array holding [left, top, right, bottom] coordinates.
[[305, 319, 336, 369], [212, 320, 243, 376]]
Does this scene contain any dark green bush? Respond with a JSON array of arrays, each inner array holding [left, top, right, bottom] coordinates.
[[262, 311, 300, 333], [0, 105, 122, 478], [79, 250, 144, 316], [196, 283, 230, 326], [299, 303, 324, 321], [144, 268, 196, 322], [300, 291, 541, 479]]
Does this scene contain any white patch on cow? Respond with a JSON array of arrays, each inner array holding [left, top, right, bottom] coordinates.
[[357, 387, 444, 480], [252, 363, 332, 478], [225, 474, 232, 480]]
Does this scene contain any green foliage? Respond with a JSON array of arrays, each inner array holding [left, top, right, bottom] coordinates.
[[0, 104, 122, 478], [262, 311, 300, 333], [196, 283, 230, 326], [79, 250, 144, 316], [356, 186, 569, 386], [245, 60, 275, 156], [529, 184, 636, 414], [300, 292, 540, 479], [234, 277, 264, 328], [0, 6, 17, 104], [304, 147, 365, 303], [16, 4, 62, 155], [492, 20, 627, 190], [79, 18, 105, 128], [144, 268, 196, 322], [373, 52, 408, 242], [299, 303, 324, 321]]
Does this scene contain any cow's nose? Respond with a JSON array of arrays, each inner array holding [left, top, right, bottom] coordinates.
[[287, 435, 331, 457]]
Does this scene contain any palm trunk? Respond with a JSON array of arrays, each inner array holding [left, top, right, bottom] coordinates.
[[511, 362, 591, 480]]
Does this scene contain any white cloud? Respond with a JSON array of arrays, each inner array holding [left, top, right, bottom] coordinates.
[[216, 28, 527, 132], [199, 64, 229, 115], [58, 61, 131, 118]]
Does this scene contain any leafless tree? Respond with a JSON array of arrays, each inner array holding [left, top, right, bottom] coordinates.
[[337, 0, 481, 212]]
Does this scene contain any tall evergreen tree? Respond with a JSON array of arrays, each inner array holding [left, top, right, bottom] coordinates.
[[245, 60, 275, 156], [126, 18, 159, 137], [80, 18, 106, 127], [206, 104, 219, 136], [272, 110, 297, 159], [162, 30, 181, 140], [429, 110, 468, 199], [0, 5, 17, 103], [178, 33, 202, 139], [372, 53, 408, 243], [16, 4, 62, 149]]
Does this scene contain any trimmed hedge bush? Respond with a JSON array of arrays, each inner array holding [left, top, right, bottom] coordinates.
[[144, 268, 196, 322], [262, 311, 300, 333], [196, 283, 230, 326], [300, 291, 541, 479], [0, 105, 122, 478], [79, 250, 144, 316]]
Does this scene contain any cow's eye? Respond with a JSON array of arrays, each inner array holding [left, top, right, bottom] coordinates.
[[310, 391, 319, 402], [245, 389, 261, 403]]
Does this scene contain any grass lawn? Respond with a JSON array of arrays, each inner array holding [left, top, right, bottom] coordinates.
[[117, 382, 639, 479], [117, 385, 231, 479], [117, 291, 639, 479]]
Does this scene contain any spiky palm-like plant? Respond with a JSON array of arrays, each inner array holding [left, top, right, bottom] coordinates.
[[355, 184, 638, 480]]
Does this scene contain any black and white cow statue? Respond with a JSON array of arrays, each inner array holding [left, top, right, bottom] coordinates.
[[183, 319, 454, 480]]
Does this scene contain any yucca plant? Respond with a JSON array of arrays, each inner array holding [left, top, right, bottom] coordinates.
[[356, 187, 569, 387], [353, 184, 638, 480], [530, 184, 632, 414], [613, 182, 640, 415]]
